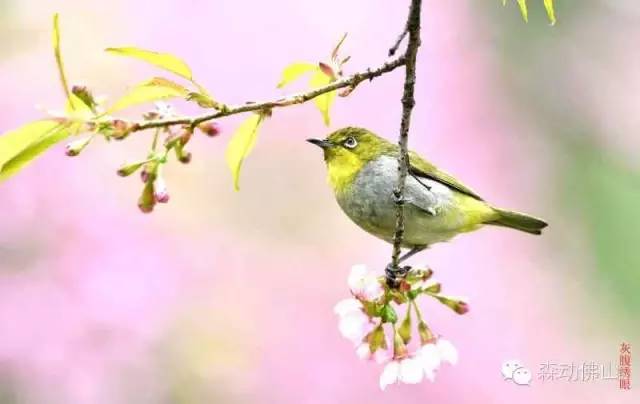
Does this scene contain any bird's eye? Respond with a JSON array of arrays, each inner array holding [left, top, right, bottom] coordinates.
[[343, 136, 358, 149]]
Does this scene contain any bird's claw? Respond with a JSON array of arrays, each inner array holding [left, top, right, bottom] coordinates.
[[392, 190, 405, 205], [385, 263, 411, 288]]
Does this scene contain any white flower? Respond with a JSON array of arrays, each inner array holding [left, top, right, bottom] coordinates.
[[379, 357, 424, 390], [356, 343, 371, 360], [436, 338, 458, 365], [334, 298, 361, 317], [154, 101, 176, 118], [417, 343, 441, 381], [348, 264, 384, 301], [334, 298, 374, 344], [416, 338, 458, 380]]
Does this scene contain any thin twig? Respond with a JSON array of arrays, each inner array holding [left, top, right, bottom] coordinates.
[[132, 55, 406, 132], [389, 28, 408, 56], [388, 0, 422, 287]]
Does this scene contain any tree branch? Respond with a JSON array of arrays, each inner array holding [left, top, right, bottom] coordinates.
[[132, 55, 407, 132], [388, 0, 422, 287]]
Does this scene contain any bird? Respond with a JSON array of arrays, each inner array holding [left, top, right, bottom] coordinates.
[[307, 127, 547, 264]]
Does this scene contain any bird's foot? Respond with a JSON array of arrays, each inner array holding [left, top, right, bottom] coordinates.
[[385, 263, 411, 288]]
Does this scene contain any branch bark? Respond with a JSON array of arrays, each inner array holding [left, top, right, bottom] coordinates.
[[132, 55, 406, 132], [388, 0, 422, 287]]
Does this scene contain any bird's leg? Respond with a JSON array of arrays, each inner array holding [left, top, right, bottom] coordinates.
[[397, 245, 427, 264], [385, 246, 427, 288]]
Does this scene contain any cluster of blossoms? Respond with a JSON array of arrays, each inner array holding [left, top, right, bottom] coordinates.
[[334, 264, 469, 390]]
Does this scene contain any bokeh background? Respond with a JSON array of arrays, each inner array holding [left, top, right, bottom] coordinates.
[[0, 0, 638, 403]]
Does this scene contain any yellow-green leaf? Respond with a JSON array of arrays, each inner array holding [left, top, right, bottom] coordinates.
[[225, 113, 265, 191], [544, 0, 556, 25], [516, 0, 528, 22], [277, 62, 316, 88], [309, 69, 336, 126], [0, 121, 72, 181], [53, 13, 75, 109], [65, 93, 95, 121], [105, 47, 193, 81], [109, 77, 189, 113], [186, 92, 219, 109]]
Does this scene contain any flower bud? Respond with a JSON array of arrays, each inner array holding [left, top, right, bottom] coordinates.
[[398, 309, 412, 344], [64, 137, 92, 157], [198, 122, 221, 137], [177, 150, 192, 164], [418, 321, 435, 345], [318, 62, 336, 79], [111, 120, 137, 140], [153, 176, 170, 203], [434, 295, 470, 315], [116, 161, 145, 177], [422, 280, 441, 294], [179, 127, 193, 146], [137, 181, 155, 214], [392, 329, 408, 360], [454, 301, 470, 315]]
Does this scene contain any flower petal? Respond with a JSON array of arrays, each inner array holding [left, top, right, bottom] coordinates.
[[418, 343, 441, 374], [338, 311, 370, 343], [379, 361, 400, 390], [399, 357, 424, 384], [374, 348, 393, 365], [356, 343, 371, 360], [334, 298, 361, 317], [348, 264, 368, 281], [437, 339, 458, 365], [363, 278, 384, 300]]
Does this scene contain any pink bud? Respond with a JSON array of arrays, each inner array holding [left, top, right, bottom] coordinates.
[[454, 302, 470, 315], [155, 192, 170, 203], [198, 122, 221, 137], [318, 62, 336, 79], [153, 177, 169, 203]]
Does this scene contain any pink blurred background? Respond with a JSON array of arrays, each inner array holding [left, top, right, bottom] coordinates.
[[0, 0, 638, 403]]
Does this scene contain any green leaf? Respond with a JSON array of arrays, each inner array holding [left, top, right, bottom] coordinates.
[[186, 92, 219, 109], [380, 305, 398, 324], [544, 0, 556, 25], [52, 13, 75, 110], [276, 62, 316, 88], [65, 93, 95, 121], [225, 113, 265, 191], [109, 77, 189, 112], [309, 69, 336, 126], [105, 47, 193, 81], [0, 121, 72, 181], [516, 0, 528, 22]]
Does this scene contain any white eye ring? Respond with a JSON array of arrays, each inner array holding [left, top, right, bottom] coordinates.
[[343, 136, 358, 149]]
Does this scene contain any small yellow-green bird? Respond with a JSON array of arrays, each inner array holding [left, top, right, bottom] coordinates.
[[307, 127, 547, 263]]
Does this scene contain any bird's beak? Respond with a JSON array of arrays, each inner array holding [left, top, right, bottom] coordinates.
[[306, 138, 333, 149]]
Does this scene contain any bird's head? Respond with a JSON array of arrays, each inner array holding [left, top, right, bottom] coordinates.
[[307, 127, 394, 191]]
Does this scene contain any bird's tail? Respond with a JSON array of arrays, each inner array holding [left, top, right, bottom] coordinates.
[[486, 208, 548, 235]]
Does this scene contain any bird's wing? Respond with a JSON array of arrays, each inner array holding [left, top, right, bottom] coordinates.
[[408, 151, 484, 201]]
